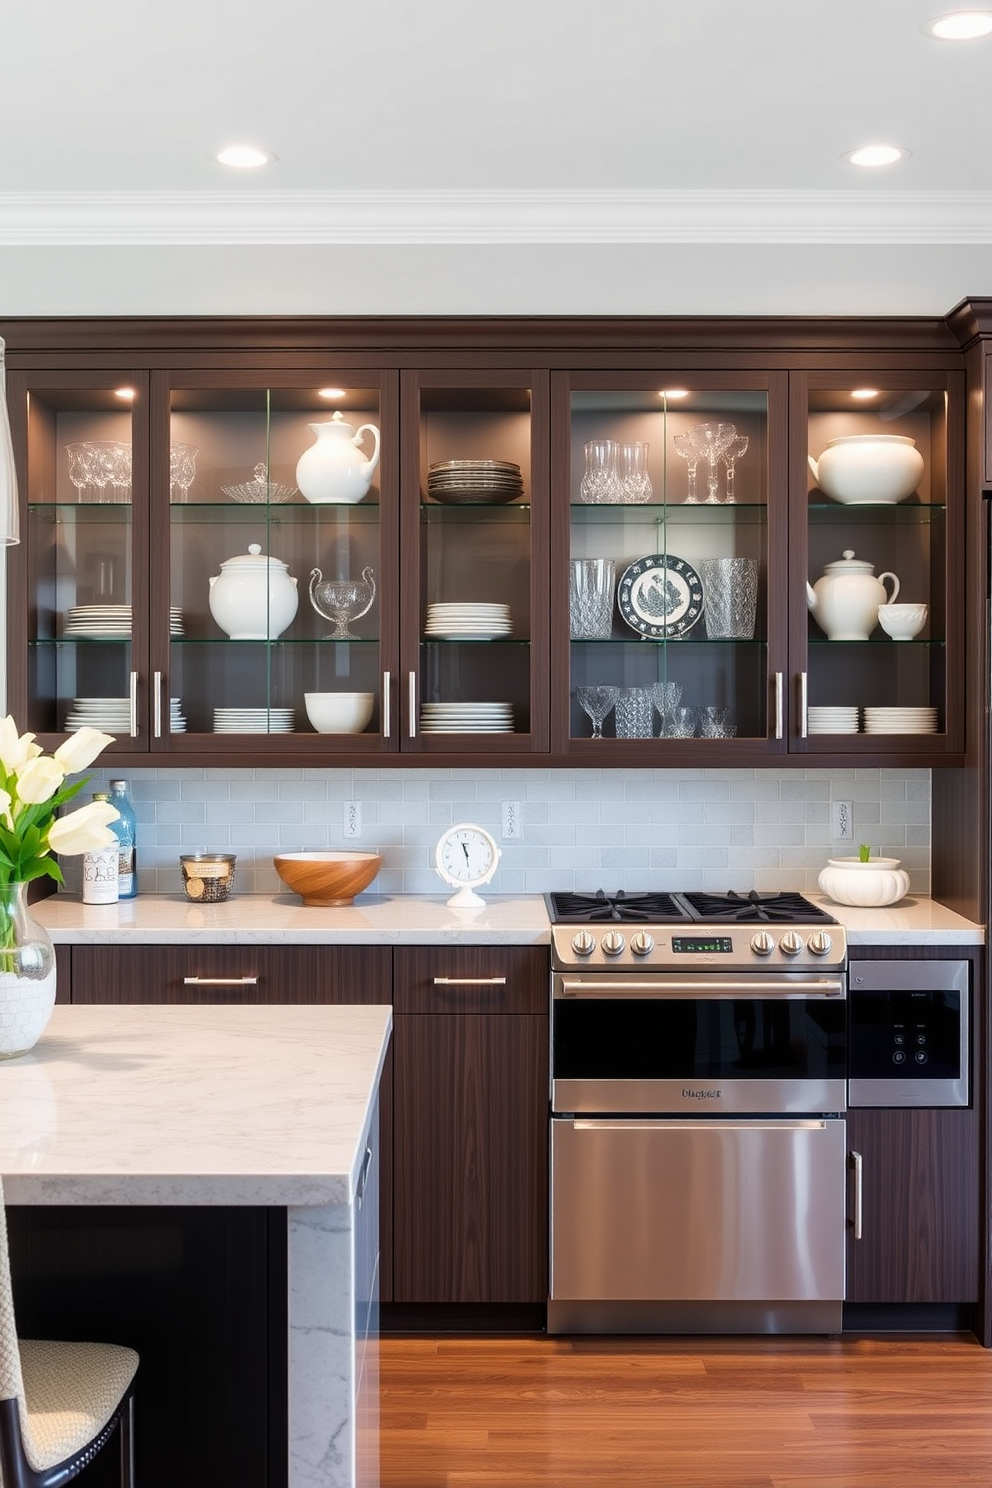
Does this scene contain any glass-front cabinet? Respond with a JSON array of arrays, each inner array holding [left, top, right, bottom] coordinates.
[[552, 372, 788, 759], [792, 370, 964, 757]]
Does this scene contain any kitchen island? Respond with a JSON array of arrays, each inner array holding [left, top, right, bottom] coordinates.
[[0, 1002, 391, 1488]]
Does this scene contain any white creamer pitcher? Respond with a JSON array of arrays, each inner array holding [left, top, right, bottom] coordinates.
[[296, 410, 381, 504]]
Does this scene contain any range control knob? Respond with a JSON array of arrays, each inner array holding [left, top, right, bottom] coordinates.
[[807, 930, 833, 957], [630, 931, 655, 957], [601, 930, 626, 956], [750, 930, 776, 957], [571, 930, 596, 957], [779, 930, 804, 957]]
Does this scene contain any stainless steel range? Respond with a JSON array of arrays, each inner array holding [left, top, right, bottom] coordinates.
[[546, 890, 849, 1336]]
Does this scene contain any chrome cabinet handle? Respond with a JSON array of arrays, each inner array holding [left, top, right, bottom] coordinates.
[[798, 671, 808, 739], [356, 1145, 373, 1208], [182, 976, 260, 986], [773, 672, 784, 740], [851, 1149, 863, 1240], [129, 671, 139, 738], [382, 671, 391, 739], [432, 976, 507, 986], [153, 670, 163, 738], [408, 671, 417, 738]]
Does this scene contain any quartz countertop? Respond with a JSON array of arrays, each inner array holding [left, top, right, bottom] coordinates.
[[32, 891, 984, 946], [0, 1002, 392, 1207]]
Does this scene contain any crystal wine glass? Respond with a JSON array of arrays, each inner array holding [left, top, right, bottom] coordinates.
[[687, 422, 738, 504], [723, 435, 749, 504], [170, 443, 199, 503], [575, 685, 619, 739], [673, 433, 700, 503], [66, 442, 95, 502]]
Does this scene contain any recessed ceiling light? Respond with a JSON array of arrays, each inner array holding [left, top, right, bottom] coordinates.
[[924, 10, 992, 38], [318, 387, 347, 399], [843, 143, 910, 168], [114, 387, 136, 401], [851, 388, 880, 400], [216, 145, 276, 169], [659, 389, 690, 400]]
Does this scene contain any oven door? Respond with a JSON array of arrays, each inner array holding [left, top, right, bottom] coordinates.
[[548, 1112, 847, 1334], [552, 971, 847, 1114]]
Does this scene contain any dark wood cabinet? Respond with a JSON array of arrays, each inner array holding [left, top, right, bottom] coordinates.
[[392, 946, 548, 1305], [846, 1107, 978, 1304]]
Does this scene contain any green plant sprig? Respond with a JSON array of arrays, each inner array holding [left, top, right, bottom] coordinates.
[[858, 844, 872, 863]]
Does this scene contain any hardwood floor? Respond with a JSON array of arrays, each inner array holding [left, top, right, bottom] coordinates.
[[379, 1333, 992, 1486]]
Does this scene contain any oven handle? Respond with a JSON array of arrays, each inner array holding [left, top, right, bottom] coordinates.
[[556, 977, 846, 999], [570, 1118, 832, 1132]]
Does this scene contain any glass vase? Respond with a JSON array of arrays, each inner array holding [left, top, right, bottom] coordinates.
[[0, 881, 57, 1058]]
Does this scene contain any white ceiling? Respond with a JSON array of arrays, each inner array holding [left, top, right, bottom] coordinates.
[[1, 0, 991, 316]]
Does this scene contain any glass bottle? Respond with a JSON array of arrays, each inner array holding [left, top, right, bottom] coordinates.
[[106, 780, 137, 898]]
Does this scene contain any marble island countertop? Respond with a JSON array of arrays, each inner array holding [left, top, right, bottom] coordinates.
[[32, 891, 984, 946], [0, 1002, 392, 1207]]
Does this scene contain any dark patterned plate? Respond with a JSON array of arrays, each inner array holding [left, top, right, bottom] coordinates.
[[617, 553, 704, 638]]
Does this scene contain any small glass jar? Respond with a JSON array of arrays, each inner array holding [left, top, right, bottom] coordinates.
[[180, 853, 236, 903]]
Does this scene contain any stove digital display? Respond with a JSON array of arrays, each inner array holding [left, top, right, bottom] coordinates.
[[672, 935, 734, 954]]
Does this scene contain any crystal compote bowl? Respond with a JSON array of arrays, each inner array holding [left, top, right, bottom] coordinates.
[[687, 422, 738, 504], [309, 566, 377, 640], [575, 685, 619, 740]]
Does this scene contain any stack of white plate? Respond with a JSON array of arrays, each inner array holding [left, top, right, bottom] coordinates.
[[62, 605, 184, 638], [425, 603, 512, 640], [420, 702, 515, 733], [426, 459, 523, 506], [65, 696, 131, 732], [169, 698, 187, 733], [212, 707, 295, 733], [863, 706, 939, 734], [807, 706, 860, 735]]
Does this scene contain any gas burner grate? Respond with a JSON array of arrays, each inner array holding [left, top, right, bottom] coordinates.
[[545, 890, 691, 924], [681, 890, 835, 924]]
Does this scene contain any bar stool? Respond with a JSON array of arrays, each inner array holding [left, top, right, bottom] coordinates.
[[0, 1178, 138, 1488]]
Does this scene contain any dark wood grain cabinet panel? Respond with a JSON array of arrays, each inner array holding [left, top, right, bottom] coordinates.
[[847, 1106, 979, 1304], [392, 946, 548, 1304]]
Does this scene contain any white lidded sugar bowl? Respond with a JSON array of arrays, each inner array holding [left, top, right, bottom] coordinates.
[[296, 410, 381, 504], [806, 550, 900, 641], [808, 434, 924, 506], [208, 543, 299, 640]]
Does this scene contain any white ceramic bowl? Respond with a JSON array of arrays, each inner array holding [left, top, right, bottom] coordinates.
[[817, 856, 910, 907], [808, 435, 923, 505], [877, 602, 928, 640], [304, 691, 374, 734]]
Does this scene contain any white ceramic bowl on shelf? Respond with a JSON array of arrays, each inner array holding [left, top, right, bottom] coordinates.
[[877, 602, 928, 640], [304, 691, 374, 734], [807, 435, 923, 505], [817, 856, 911, 907]]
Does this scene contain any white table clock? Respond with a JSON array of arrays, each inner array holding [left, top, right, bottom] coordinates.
[[434, 822, 500, 907]]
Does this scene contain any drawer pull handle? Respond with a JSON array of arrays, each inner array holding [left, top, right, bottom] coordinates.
[[432, 976, 507, 986], [182, 976, 260, 986], [851, 1149, 863, 1241], [357, 1145, 373, 1208]]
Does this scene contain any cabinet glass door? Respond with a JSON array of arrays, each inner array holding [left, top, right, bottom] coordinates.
[[157, 372, 398, 755], [400, 371, 549, 753], [796, 373, 964, 756], [10, 371, 148, 749], [555, 375, 785, 758]]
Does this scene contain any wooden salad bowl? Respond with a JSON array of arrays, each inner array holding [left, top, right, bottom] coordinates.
[[273, 851, 382, 906]]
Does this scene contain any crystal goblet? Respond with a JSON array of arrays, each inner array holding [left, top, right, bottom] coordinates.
[[170, 443, 199, 503], [723, 435, 749, 504], [575, 685, 619, 740], [673, 433, 700, 503], [687, 422, 738, 504]]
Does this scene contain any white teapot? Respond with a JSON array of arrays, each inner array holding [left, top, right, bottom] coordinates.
[[208, 543, 299, 640], [806, 549, 900, 641], [296, 410, 381, 504]]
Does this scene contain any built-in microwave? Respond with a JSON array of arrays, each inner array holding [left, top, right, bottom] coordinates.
[[848, 959, 969, 1108]]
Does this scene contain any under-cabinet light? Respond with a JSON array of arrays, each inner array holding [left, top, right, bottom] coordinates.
[[114, 387, 136, 401], [0, 338, 19, 546], [318, 388, 347, 399], [659, 389, 689, 400], [851, 388, 880, 400], [843, 144, 909, 168], [924, 10, 992, 38], [216, 144, 276, 169]]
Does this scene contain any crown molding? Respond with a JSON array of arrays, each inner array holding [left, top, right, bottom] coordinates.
[[0, 189, 991, 246]]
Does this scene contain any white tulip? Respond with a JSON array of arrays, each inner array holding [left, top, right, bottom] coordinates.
[[0, 716, 41, 773], [53, 728, 116, 773], [15, 755, 64, 806], [47, 800, 119, 856]]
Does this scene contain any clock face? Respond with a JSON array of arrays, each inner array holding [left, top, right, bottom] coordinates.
[[435, 824, 498, 887]]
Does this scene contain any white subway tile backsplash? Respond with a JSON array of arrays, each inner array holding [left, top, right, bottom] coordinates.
[[82, 766, 930, 897]]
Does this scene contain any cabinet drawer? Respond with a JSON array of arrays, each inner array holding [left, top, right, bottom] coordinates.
[[70, 944, 392, 1005], [393, 946, 548, 1015]]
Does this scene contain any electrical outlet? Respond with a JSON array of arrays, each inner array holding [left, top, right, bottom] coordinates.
[[343, 801, 362, 839], [501, 801, 523, 840], [831, 800, 854, 840]]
